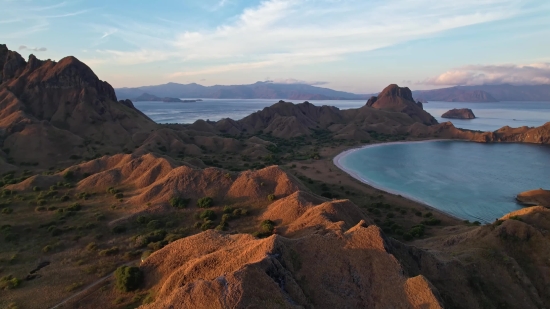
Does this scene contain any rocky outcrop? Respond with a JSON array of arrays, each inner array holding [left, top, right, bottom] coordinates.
[[0, 44, 157, 165], [516, 189, 550, 208], [365, 84, 438, 125], [442, 108, 476, 119]]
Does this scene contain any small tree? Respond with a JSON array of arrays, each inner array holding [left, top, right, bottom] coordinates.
[[169, 197, 190, 209], [267, 194, 276, 202], [197, 197, 213, 208], [114, 266, 143, 292]]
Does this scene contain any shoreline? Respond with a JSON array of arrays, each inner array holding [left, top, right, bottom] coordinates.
[[332, 139, 466, 222]]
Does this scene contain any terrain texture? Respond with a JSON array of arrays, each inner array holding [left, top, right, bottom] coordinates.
[[1, 45, 550, 309]]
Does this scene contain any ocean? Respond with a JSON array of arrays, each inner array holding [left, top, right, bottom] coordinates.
[[134, 99, 550, 132], [335, 140, 550, 223]]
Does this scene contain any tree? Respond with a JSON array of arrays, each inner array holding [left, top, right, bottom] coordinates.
[[114, 266, 143, 292]]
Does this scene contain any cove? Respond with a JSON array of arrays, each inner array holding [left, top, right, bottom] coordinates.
[[334, 140, 550, 223]]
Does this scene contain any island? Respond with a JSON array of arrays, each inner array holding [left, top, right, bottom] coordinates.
[[134, 92, 202, 103], [442, 108, 476, 119]]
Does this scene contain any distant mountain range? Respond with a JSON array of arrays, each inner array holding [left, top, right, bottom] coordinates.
[[115, 81, 371, 101], [115, 82, 550, 102], [413, 84, 550, 102]]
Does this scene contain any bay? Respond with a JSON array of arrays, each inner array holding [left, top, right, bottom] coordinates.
[[335, 140, 550, 223]]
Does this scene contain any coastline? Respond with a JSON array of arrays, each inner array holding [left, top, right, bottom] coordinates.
[[332, 139, 466, 222]]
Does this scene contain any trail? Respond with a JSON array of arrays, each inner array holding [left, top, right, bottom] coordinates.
[[49, 260, 138, 309]]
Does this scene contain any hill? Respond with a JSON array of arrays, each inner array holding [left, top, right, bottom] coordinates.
[[115, 81, 370, 100], [413, 84, 550, 102]]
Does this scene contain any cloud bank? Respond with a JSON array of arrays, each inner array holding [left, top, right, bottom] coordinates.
[[421, 63, 550, 86], [93, 0, 525, 77], [19, 45, 47, 52]]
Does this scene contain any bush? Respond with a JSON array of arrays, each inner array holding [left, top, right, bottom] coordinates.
[[107, 187, 119, 195], [199, 210, 216, 221], [2, 207, 13, 214], [33, 186, 41, 192], [114, 266, 143, 292], [147, 220, 162, 229], [169, 197, 190, 209], [35, 206, 46, 212], [60, 195, 70, 202], [136, 215, 150, 224], [403, 233, 413, 241], [98, 247, 119, 256], [223, 206, 234, 214], [63, 170, 75, 181], [86, 242, 97, 252], [0, 275, 21, 290], [267, 194, 276, 202], [67, 203, 82, 211], [197, 197, 213, 208], [260, 220, 275, 233], [201, 220, 215, 231]]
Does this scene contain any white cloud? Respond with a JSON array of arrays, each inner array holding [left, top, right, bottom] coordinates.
[[18, 45, 47, 52], [90, 0, 538, 78], [421, 63, 550, 86]]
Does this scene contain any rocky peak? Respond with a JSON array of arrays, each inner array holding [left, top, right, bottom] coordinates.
[[378, 84, 415, 102]]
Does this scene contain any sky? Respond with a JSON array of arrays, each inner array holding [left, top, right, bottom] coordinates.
[[2, 0, 550, 93]]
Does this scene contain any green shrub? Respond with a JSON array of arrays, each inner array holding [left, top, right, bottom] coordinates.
[[193, 222, 201, 229], [86, 242, 97, 252], [136, 215, 150, 224], [63, 170, 75, 181], [221, 214, 232, 223], [67, 203, 82, 211], [35, 206, 46, 212], [169, 197, 190, 209], [199, 210, 216, 221], [422, 217, 441, 226], [222, 206, 234, 214], [114, 266, 143, 292], [33, 186, 41, 192], [60, 195, 70, 202], [267, 194, 276, 202], [0, 275, 21, 290], [201, 220, 215, 231], [107, 187, 119, 195], [147, 220, 162, 229], [197, 197, 213, 208], [98, 247, 119, 256], [260, 220, 275, 233]]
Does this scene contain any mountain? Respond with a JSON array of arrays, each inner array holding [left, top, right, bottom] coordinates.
[[115, 81, 371, 100], [413, 84, 550, 102], [414, 88, 498, 102], [0, 44, 157, 168]]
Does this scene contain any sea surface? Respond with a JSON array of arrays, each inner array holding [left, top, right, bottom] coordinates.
[[423, 101, 550, 131], [133, 99, 366, 124], [134, 99, 550, 132], [336, 140, 550, 223]]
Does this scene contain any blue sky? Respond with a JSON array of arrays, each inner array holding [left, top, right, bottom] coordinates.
[[2, 0, 550, 93]]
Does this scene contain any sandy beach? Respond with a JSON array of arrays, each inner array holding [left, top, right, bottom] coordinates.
[[332, 139, 465, 221]]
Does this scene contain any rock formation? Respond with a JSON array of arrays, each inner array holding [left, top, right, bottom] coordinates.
[[517, 189, 550, 208], [442, 108, 476, 119], [0, 44, 157, 166]]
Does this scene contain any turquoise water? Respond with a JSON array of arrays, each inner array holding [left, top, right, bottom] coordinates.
[[336, 141, 550, 223]]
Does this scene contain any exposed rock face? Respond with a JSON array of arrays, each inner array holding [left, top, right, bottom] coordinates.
[[442, 108, 476, 119], [0, 44, 157, 165], [517, 189, 550, 208], [365, 84, 438, 125]]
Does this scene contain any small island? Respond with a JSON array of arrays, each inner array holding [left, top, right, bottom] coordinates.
[[134, 92, 202, 103], [442, 108, 476, 119]]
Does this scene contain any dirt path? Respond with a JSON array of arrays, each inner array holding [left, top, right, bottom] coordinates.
[[49, 260, 138, 309]]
